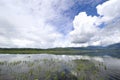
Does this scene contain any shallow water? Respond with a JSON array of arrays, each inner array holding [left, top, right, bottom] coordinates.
[[0, 54, 104, 62], [0, 54, 120, 80]]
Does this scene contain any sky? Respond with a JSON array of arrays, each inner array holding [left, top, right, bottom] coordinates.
[[0, 0, 120, 48]]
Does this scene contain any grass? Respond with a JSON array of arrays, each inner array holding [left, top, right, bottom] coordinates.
[[1, 48, 120, 59], [73, 59, 103, 80], [0, 48, 89, 54], [0, 58, 105, 80]]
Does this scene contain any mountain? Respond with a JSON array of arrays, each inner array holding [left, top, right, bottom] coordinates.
[[107, 43, 120, 49], [86, 43, 120, 49], [60, 43, 120, 50]]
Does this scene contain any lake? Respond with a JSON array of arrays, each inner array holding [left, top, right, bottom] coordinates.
[[0, 53, 120, 80]]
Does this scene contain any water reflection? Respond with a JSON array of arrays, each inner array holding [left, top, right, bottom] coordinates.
[[0, 54, 120, 80], [0, 54, 104, 62]]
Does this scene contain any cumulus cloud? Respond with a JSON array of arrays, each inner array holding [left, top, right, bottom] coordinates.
[[70, 12, 100, 43], [97, 0, 120, 22], [0, 0, 120, 48], [70, 0, 120, 46], [0, 0, 75, 48], [92, 20, 120, 46]]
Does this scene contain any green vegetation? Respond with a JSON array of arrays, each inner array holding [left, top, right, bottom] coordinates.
[[73, 60, 103, 80], [0, 58, 105, 80], [0, 48, 120, 55], [0, 48, 90, 54], [1, 48, 120, 58]]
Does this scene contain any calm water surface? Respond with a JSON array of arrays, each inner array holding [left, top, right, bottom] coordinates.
[[0, 54, 120, 80]]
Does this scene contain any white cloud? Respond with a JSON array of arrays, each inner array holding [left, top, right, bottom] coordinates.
[[97, 0, 120, 22], [70, 0, 120, 46], [0, 0, 120, 48], [0, 0, 73, 48], [92, 21, 120, 46], [70, 12, 100, 43]]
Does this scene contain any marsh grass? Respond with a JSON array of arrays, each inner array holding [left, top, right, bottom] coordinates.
[[0, 58, 106, 80]]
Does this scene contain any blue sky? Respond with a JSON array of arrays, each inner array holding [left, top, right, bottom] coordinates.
[[50, 0, 107, 34], [0, 0, 120, 48], [63, 0, 107, 18]]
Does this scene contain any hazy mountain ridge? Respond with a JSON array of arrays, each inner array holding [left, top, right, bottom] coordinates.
[[107, 43, 120, 49], [72, 43, 120, 50], [0, 43, 120, 50], [0, 43, 120, 58]]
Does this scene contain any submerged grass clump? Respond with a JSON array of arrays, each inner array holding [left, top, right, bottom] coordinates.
[[0, 58, 105, 80]]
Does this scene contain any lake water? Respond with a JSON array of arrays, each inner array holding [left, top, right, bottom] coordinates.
[[0, 54, 120, 80]]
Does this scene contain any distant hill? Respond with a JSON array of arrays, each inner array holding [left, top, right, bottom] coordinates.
[[0, 43, 120, 50], [107, 43, 120, 49], [83, 43, 120, 50]]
